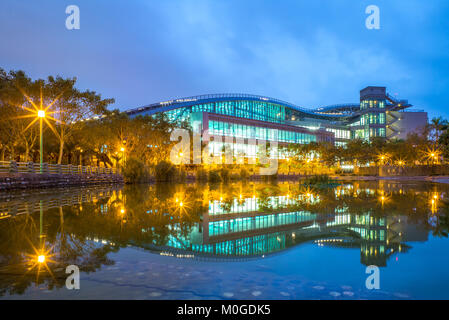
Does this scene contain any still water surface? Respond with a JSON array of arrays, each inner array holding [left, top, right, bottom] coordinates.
[[1, 180, 449, 299]]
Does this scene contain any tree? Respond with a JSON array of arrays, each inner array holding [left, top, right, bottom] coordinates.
[[344, 139, 372, 166], [45, 76, 114, 164], [0, 69, 42, 162], [429, 117, 448, 143]]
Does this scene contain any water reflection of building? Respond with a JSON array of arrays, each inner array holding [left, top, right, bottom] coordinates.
[[158, 195, 418, 266]]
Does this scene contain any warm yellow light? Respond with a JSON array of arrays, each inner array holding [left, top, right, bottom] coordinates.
[[179, 201, 183, 207], [120, 208, 125, 214], [37, 110, 45, 118], [120, 147, 125, 152], [37, 255, 45, 263], [431, 153, 435, 157], [179, 152, 183, 157], [381, 156, 385, 160]]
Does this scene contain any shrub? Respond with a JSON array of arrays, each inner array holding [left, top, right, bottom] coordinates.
[[122, 158, 150, 183], [208, 169, 222, 183], [155, 160, 179, 182], [219, 167, 231, 182], [196, 167, 208, 182], [230, 173, 240, 180], [302, 174, 339, 188], [239, 167, 250, 180]]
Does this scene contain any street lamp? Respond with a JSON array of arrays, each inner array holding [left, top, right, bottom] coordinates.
[[37, 110, 46, 173]]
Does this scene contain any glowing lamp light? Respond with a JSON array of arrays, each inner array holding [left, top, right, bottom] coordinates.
[[179, 201, 183, 207], [37, 255, 46, 263], [120, 147, 125, 152], [37, 110, 45, 118]]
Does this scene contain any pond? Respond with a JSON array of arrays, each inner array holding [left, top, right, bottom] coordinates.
[[1, 180, 449, 299]]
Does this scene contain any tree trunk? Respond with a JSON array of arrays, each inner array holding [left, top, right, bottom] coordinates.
[[24, 141, 29, 163], [58, 134, 64, 164]]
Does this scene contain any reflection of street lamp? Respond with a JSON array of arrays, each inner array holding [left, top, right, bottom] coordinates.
[[38, 110, 45, 173], [178, 151, 184, 174], [38, 200, 46, 263], [120, 147, 126, 166]]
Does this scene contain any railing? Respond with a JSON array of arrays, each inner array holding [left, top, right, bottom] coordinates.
[[0, 161, 118, 175], [0, 185, 121, 218]]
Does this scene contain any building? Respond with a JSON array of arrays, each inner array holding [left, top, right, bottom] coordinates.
[[125, 87, 428, 156]]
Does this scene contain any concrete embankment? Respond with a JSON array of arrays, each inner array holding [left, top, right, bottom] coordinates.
[[0, 173, 123, 190]]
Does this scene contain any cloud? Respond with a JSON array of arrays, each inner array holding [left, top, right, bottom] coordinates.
[[147, 0, 411, 108]]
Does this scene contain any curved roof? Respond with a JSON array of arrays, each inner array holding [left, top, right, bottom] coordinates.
[[125, 93, 360, 121]]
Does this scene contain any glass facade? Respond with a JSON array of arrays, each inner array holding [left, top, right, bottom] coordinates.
[[360, 99, 385, 110], [193, 100, 286, 124], [359, 97, 388, 141], [162, 100, 286, 124], [208, 120, 316, 144], [360, 113, 386, 125], [325, 128, 350, 140]]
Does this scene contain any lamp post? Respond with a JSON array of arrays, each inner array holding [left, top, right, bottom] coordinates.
[[120, 147, 126, 167], [37, 110, 45, 173]]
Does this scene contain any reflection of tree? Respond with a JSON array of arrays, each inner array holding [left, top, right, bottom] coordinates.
[[431, 204, 449, 238], [0, 208, 118, 297], [2, 180, 449, 296]]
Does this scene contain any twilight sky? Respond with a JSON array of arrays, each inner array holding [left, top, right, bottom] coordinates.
[[1, 0, 448, 119]]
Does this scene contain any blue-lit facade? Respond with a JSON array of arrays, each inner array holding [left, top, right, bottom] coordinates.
[[154, 192, 405, 266], [126, 87, 426, 149]]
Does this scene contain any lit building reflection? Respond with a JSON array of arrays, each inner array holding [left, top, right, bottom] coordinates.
[[0, 180, 446, 296]]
